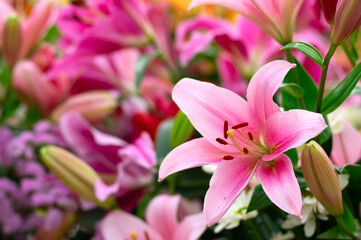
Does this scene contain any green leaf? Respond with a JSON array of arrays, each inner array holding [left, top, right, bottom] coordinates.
[[247, 185, 272, 213], [318, 116, 332, 155], [171, 111, 194, 149], [135, 51, 159, 91], [338, 203, 356, 233], [341, 164, 361, 185], [282, 42, 324, 67], [42, 25, 60, 43], [281, 59, 318, 111], [155, 119, 173, 163], [0, 92, 20, 122], [321, 61, 361, 115], [279, 83, 304, 98], [284, 148, 298, 167], [317, 226, 349, 239]]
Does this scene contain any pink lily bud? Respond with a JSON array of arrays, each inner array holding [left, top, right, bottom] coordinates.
[[40, 145, 115, 209], [301, 141, 343, 216], [318, 0, 338, 24], [50, 91, 118, 123], [331, 0, 361, 45], [319, 0, 338, 24], [0, 1, 15, 48], [20, 0, 55, 59], [2, 16, 22, 68]]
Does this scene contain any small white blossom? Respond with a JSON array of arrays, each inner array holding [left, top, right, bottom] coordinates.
[[270, 231, 294, 240], [214, 188, 257, 233]]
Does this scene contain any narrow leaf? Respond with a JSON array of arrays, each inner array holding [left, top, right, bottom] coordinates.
[[135, 51, 159, 91], [171, 110, 194, 148], [322, 61, 361, 115], [282, 59, 318, 111], [247, 185, 272, 213], [155, 119, 173, 163], [280, 83, 304, 98], [282, 42, 324, 67]]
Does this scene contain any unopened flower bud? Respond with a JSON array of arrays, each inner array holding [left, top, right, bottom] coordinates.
[[50, 91, 118, 123], [40, 145, 115, 209], [331, 0, 361, 45], [319, 0, 338, 24], [301, 141, 343, 216], [2, 16, 22, 68]]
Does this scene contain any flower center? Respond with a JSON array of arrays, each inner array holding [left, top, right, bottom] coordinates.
[[216, 120, 268, 160]]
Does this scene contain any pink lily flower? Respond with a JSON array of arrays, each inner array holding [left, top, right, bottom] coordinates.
[[12, 60, 70, 115], [331, 117, 361, 167], [59, 112, 156, 211], [189, 0, 304, 44], [99, 194, 206, 240], [159, 60, 327, 225]]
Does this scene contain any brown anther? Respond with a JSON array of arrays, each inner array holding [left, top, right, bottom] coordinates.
[[223, 121, 229, 139], [248, 132, 253, 140], [223, 155, 234, 160], [144, 231, 150, 240], [232, 122, 248, 129], [243, 148, 249, 154], [216, 138, 228, 145]]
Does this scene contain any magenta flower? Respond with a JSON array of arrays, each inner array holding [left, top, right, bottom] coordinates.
[[159, 60, 327, 225], [189, 0, 304, 44], [99, 194, 206, 240]]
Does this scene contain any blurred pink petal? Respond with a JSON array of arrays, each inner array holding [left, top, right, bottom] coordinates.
[[100, 194, 206, 240], [100, 210, 163, 240], [331, 118, 361, 167]]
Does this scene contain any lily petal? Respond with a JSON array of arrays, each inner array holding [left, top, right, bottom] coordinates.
[[173, 213, 207, 240], [158, 138, 225, 181], [246, 60, 295, 123], [256, 154, 302, 217], [331, 119, 361, 167], [100, 210, 163, 240], [172, 78, 258, 151], [204, 157, 259, 226], [145, 194, 181, 239], [262, 109, 326, 161]]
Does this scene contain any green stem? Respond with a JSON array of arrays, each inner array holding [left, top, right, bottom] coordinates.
[[259, 212, 272, 237], [316, 43, 338, 113], [248, 219, 263, 240], [336, 216, 361, 240], [284, 48, 306, 109]]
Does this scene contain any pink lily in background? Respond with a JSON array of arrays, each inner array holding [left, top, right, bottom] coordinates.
[[12, 60, 70, 115], [0, 0, 56, 60], [330, 117, 361, 167], [59, 112, 156, 211], [189, 0, 304, 44], [159, 61, 327, 225], [99, 194, 206, 240]]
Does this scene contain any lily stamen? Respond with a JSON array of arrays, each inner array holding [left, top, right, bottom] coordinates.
[[223, 155, 234, 160], [224, 120, 229, 139], [232, 122, 248, 129], [216, 138, 228, 145]]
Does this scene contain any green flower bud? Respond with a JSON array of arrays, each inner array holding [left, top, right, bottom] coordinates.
[[40, 145, 115, 209], [301, 141, 343, 216]]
